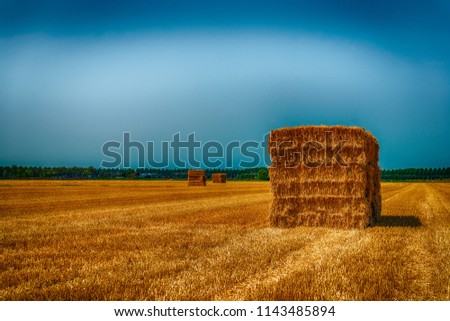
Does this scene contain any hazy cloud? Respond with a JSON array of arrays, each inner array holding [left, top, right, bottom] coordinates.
[[1, 1, 449, 168]]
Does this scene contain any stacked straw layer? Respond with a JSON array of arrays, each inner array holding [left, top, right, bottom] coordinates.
[[187, 170, 206, 186], [269, 125, 381, 229], [212, 173, 227, 183]]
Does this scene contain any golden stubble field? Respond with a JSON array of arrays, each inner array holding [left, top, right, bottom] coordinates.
[[1, 180, 449, 300]]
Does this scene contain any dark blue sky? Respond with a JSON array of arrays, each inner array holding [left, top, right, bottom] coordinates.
[[1, 0, 449, 168]]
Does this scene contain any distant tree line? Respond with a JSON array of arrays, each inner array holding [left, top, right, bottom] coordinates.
[[381, 167, 450, 181], [1, 166, 449, 181], [0, 166, 270, 181]]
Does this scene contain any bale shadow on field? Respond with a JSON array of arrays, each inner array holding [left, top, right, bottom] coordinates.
[[373, 215, 422, 228]]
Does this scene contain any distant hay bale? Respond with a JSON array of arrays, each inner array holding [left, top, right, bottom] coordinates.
[[269, 125, 381, 229], [212, 173, 227, 183], [187, 170, 206, 186]]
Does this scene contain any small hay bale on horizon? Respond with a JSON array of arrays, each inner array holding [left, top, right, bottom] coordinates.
[[187, 170, 206, 186], [212, 173, 227, 183], [269, 125, 381, 229]]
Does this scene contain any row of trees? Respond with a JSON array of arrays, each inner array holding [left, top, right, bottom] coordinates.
[[1, 166, 449, 181], [381, 168, 450, 181], [0, 166, 270, 181]]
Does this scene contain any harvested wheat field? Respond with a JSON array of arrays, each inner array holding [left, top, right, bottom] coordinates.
[[1, 180, 449, 300]]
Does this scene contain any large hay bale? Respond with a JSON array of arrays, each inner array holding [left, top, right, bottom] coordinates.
[[269, 125, 381, 229], [212, 173, 227, 183], [187, 170, 206, 186]]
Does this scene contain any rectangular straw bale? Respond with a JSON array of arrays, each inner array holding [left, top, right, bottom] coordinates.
[[212, 173, 227, 183], [269, 125, 381, 229], [187, 170, 206, 186]]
